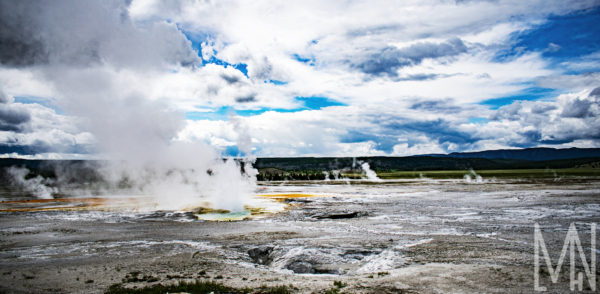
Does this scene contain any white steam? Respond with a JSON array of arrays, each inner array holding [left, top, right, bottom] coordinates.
[[6, 167, 57, 199], [360, 162, 381, 181], [66, 96, 257, 212], [463, 169, 483, 183], [331, 170, 341, 180], [0, 0, 259, 211], [38, 56, 256, 213]]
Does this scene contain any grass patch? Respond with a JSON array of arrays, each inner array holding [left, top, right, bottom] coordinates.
[[265, 285, 293, 294], [317, 281, 348, 294], [332, 281, 346, 288], [321, 288, 341, 294], [106, 280, 293, 294]]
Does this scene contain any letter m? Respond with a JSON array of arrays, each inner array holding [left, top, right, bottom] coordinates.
[[534, 223, 596, 291]]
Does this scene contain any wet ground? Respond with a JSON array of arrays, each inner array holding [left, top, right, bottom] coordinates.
[[1, 178, 599, 293]]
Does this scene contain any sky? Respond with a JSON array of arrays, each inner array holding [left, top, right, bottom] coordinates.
[[0, 0, 599, 159]]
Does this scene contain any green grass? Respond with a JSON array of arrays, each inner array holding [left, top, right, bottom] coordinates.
[[105, 280, 292, 294], [376, 168, 600, 179], [321, 288, 342, 294], [332, 281, 346, 288], [317, 281, 348, 294]]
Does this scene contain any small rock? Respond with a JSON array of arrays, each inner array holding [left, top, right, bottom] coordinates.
[[287, 261, 314, 274], [313, 211, 367, 219]]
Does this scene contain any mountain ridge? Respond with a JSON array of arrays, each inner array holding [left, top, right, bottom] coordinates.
[[420, 147, 600, 161]]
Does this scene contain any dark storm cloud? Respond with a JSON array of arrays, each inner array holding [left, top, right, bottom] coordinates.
[[353, 38, 468, 77], [590, 86, 600, 97]]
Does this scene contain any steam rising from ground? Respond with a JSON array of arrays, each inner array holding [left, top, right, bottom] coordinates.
[[5, 167, 56, 199], [0, 0, 258, 211], [463, 169, 484, 183], [360, 162, 381, 181], [75, 97, 256, 212], [13, 65, 257, 212]]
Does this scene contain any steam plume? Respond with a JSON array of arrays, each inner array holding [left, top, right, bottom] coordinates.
[[0, 0, 256, 211], [360, 162, 381, 181], [6, 167, 56, 199]]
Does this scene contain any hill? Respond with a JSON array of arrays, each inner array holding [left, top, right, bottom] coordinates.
[[1, 148, 599, 183], [425, 147, 600, 161], [254, 156, 600, 172]]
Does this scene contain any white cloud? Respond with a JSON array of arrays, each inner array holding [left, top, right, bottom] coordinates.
[[0, 98, 93, 156], [0, 0, 599, 158], [177, 88, 600, 156], [536, 73, 600, 92]]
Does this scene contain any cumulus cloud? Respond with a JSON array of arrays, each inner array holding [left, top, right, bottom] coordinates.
[[0, 104, 30, 132], [561, 98, 592, 118], [487, 89, 600, 146], [179, 86, 600, 156], [0, 91, 31, 132], [0, 91, 93, 157], [0, 0, 599, 159]]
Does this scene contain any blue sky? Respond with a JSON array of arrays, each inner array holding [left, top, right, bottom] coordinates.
[[507, 7, 600, 63], [0, 0, 599, 158], [186, 97, 347, 121]]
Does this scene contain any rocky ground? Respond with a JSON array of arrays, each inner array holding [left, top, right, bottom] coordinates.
[[1, 178, 599, 293]]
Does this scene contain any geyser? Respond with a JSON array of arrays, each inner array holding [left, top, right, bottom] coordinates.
[[37, 66, 257, 213], [80, 98, 257, 212], [0, 0, 258, 212], [360, 162, 381, 181]]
